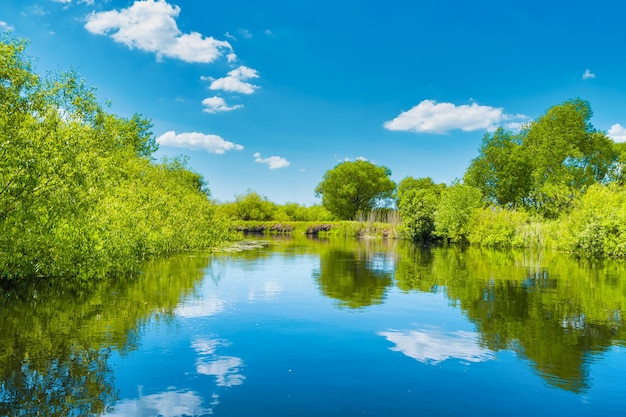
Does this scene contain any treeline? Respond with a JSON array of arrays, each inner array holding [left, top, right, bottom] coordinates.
[[0, 36, 233, 280], [223, 100, 626, 257], [397, 99, 626, 256]]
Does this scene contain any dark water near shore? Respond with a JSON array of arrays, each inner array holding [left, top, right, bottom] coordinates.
[[1, 237, 625, 416]]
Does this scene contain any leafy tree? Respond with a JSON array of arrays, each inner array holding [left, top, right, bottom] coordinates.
[[522, 99, 617, 217], [434, 182, 483, 242], [464, 127, 532, 208], [396, 176, 446, 241], [218, 190, 277, 221], [315, 160, 396, 220], [464, 99, 618, 219]]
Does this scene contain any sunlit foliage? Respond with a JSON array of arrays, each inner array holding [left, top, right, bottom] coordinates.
[[0, 35, 232, 280]]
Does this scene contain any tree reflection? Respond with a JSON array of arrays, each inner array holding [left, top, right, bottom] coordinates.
[[313, 240, 394, 308], [0, 254, 211, 416], [394, 244, 626, 393]]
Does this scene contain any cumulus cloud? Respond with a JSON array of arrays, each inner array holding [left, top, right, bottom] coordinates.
[[84, 0, 233, 63], [582, 69, 596, 80], [208, 66, 260, 94], [608, 124, 626, 143], [254, 152, 290, 169], [384, 100, 528, 134], [379, 329, 494, 364], [202, 96, 243, 113], [157, 131, 244, 154]]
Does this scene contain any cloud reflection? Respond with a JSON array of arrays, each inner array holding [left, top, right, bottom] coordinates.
[[193, 337, 246, 387], [175, 297, 226, 318], [105, 389, 213, 417], [379, 328, 494, 364]]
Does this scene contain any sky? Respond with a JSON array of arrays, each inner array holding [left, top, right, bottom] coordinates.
[[1, 0, 626, 205]]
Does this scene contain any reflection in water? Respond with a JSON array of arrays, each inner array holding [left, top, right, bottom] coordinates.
[[193, 337, 246, 388], [2, 237, 626, 416], [104, 389, 213, 417], [313, 240, 395, 308], [394, 244, 626, 392], [0, 254, 211, 416], [379, 328, 494, 364]]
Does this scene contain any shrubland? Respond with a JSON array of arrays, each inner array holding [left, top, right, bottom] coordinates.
[[0, 36, 233, 280]]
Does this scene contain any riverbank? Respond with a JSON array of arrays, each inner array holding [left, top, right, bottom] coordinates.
[[232, 220, 398, 238]]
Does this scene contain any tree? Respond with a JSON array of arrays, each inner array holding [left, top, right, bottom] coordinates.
[[464, 127, 532, 208], [315, 160, 396, 220], [396, 176, 446, 241], [434, 182, 483, 242], [464, 99, 619, 219], [521, 99, 617, 217]]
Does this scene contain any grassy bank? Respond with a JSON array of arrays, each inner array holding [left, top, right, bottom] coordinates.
[[233, 220, 398, 238]]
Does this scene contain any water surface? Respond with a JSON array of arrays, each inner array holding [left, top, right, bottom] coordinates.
[[1, 237, 625, 416]]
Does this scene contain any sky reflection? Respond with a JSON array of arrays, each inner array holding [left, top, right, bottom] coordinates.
[[379, 328, 494, 364]]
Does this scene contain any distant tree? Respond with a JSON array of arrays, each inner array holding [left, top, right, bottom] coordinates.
[[315, 160, 396, 220], [220, 190, 276, 221]]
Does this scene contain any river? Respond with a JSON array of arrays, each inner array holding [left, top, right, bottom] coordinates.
[[1, 236, 625, 416]]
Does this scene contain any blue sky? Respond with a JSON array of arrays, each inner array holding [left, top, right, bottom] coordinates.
[[2, 0, 626, 204]]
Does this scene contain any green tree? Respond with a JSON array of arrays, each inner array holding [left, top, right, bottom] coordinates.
[[396, 177, 446, 241], [434, 182, 483, 242], [464, 127, 532, 208], [315, 160, 396, 220], [218, 190, 277, 221], [521, 99, 617, 217], [464, 99, 619, 219]]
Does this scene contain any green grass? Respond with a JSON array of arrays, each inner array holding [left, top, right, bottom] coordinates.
[[232, 220, 398, 238]]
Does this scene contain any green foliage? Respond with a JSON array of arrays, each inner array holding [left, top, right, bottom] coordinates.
[[394, 244, 626, 392], [550, 183, 626, 256], [434, 183, 483, 242], [396, 176, 445, 241], [217, 190, 277, 221], [233, 220, 398, 238], [464, 99, 619, 219], [0, 35, 233, 280], [313, 241, 394, 308], [467, 207, 543, 248], [0, 252, 211, 415], [315, 160, 396, 220], [464, 127, 532, 207]]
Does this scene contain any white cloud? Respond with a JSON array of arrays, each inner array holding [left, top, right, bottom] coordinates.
[[384, 99, 527, 134], [608, 124, 626, 143], [157, 131, 244, 154], [582, 69, 596, 80], [209, 66, 260, 94], [51, 0, 72, 3], [254, 152, 290, 169], [0, 21, 14, 31], [84, 0, 233, 63], [226, 52, 237, 63], [239, 28, 253, 39], [379, 328, 494, 364], [202, 96, 243, 114]]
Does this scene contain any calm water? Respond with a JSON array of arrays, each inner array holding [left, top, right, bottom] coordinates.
[[1, 237, 625, 416]]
